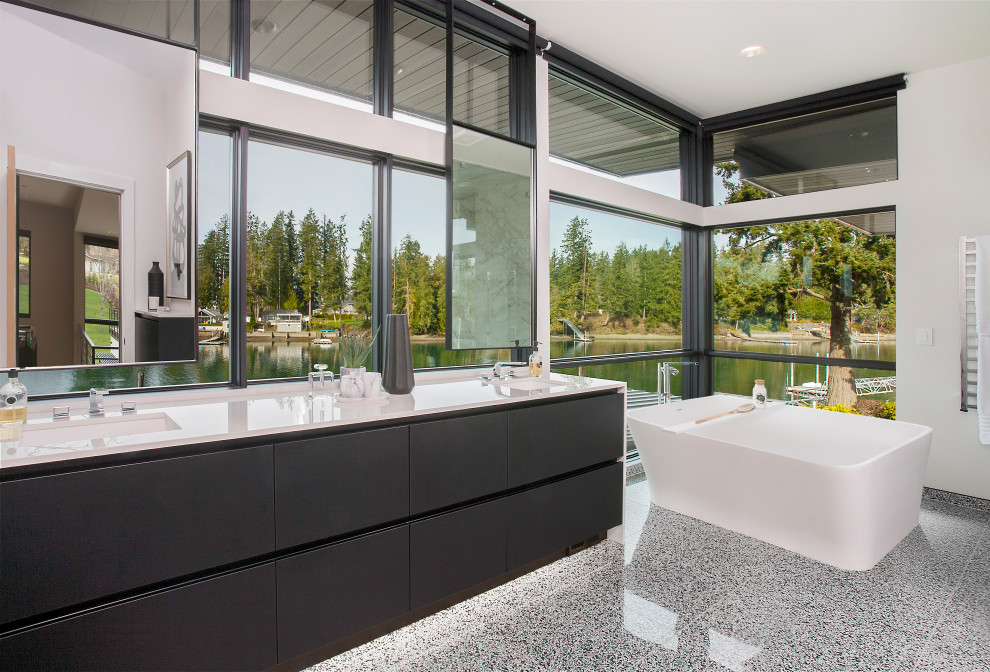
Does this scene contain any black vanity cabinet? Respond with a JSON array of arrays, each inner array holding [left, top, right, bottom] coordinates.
[[409, 412, 507, 514], [133, 311, 197, 361], [0, 445, 275, 626], [0, 389, 624, 672], [275, 427, 409, 549], [0, 564, 278, 672], [276, 526, 410, 663], [508, 392, 625, 487]]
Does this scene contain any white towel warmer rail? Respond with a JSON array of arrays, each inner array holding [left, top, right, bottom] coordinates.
[[960, 236, 978, 411]]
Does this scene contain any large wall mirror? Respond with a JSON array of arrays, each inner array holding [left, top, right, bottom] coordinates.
[[1, 2, 198, 370], [448, 126, 533, 350]]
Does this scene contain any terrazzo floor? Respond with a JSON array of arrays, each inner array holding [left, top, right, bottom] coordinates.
[[306, 477, 990, 672]]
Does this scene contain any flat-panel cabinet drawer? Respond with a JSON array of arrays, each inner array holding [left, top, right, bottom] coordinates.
[[275, 426, 409, 549], [410, 499, 507, 609], [276, 526, 410, 663], [508, 393, 624, 487], [507, 462, 623, 570], [0, 563, 277, 672], [0, 445, 275, 625], [410, 412, 507, 514]]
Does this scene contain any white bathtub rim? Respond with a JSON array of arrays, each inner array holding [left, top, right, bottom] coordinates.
[[628, 397, 933, 471]]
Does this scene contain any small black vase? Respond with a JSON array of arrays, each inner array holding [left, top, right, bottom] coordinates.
[[382, 314, 415, 394], [148, 262, 165, 305]]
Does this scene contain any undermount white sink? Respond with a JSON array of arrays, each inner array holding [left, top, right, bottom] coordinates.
[[20, 412, 181, 445], [489, 378, 568, 391]]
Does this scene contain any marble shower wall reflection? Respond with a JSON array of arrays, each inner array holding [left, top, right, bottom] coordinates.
[[450, 128, 532, 350]]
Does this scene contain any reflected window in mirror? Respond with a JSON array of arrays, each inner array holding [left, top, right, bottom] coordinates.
[[448, 127, 533, 351], [249, 0, 374, 111], [245, 139, 374, 380], [23, 0, 198, 45], [17, 231, 30, 319]]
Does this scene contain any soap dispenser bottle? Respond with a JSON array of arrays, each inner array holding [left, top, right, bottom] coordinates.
[[528, 341, 543, 377], [0, 368, 28, 424]]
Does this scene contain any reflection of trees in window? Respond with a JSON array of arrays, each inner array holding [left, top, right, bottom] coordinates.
[[84, 242, 119, 319]]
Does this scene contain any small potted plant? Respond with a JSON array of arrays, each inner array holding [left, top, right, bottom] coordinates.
[[338, 323, 377, 376]]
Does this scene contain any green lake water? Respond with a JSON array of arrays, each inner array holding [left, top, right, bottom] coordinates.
[[18, 336, 895, 401]]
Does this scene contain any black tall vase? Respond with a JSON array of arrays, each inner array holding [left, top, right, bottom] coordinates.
[[382, 314, 415, 395], [147, 262, 165, 305]]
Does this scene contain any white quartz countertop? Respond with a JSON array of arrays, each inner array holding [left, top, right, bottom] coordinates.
[[0, 372, 624, 472]]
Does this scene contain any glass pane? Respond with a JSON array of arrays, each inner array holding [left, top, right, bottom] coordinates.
[[200, 0, 231, 69], [393, 8, 445, 125], [246, 140, 373, 379], [17, 233, 30, 317], [27, 0, 197, 44], [452, 35, 509, 136], [392, 168, 508, 367], [550, 201, 682, 357], [714, 212, 895, 370], [549, 74, 682, 199], [713, 99, 897, 204], [17, 129, 233, 394], [249, 0, 374, 106], [714, 358, 895, 413], [450, 127, 531, 350]]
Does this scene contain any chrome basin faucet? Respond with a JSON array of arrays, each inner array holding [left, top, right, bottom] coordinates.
[[492, 361, 526, 380], [89, 388, 108, 417]]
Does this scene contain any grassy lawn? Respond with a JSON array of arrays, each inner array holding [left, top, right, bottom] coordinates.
[[18, 284, 28, 315], [84, 289, 115, 347]]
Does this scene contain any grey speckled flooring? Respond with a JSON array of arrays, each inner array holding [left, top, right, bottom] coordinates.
[[306, 481, 990, 672]]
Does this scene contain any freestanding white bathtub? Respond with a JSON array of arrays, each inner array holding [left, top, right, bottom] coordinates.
[[627, 396, 932, 571]]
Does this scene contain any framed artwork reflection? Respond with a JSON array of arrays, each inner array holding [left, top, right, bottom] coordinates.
[[166, 151, 191, 299]]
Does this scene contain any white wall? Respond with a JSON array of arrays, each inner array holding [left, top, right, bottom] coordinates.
[[895, 55, 990, 499]]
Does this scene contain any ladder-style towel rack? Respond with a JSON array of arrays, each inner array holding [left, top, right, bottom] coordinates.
[[960, 236, 978, 411]]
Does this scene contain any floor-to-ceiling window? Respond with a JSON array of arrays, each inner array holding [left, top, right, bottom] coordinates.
[[244, 139, 374, 380], [549, 198, 685, 401]]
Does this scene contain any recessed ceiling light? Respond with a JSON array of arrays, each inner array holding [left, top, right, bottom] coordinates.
[[738, 46, 766, 59], [251, 18, 278, 34]]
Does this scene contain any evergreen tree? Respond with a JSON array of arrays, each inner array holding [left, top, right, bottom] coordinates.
[[298, 209, 322, 316], [350, 216, 373, 321]]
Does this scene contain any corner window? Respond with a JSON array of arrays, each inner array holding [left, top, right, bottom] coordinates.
[[712, 211, 895, 410]]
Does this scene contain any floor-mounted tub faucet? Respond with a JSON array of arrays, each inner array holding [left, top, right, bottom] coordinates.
[[659, 362, 697, 404]]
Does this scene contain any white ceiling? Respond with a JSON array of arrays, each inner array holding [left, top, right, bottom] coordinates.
[[510, 0, 990, 118]]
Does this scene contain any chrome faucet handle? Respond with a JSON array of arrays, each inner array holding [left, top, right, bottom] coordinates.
[[121, 401, 137, 414], [314, 363, 329, 385], [88, 388, 108, 416], [52, 405, 70, 421]]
